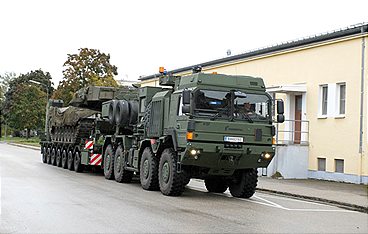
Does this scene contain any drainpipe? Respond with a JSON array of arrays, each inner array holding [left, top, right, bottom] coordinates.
[[359, 25, 367, 183]]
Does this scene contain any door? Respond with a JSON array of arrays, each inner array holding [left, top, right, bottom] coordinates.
[[294, 95, 302, 144]]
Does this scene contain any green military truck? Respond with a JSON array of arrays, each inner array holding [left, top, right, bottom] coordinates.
[[41, 68, 284, 197]]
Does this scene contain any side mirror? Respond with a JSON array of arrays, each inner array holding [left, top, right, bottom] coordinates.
[[182, 90, 191, 105], [277, 100, 284, 114], [277, 114, 285, 123], [182, 105, 191, 114]]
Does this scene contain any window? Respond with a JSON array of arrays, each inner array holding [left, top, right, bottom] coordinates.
[[177, 96, 183, 116], [140, 98, 146, 113], [335, 159, 344, 173], [338, 83, 346, 115], [193, 89, 271, 122], [317, 158, 326, 171], [320, 85, 328, 116]]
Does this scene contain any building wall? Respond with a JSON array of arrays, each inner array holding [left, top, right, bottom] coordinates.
[[200, 36, 368, 180]]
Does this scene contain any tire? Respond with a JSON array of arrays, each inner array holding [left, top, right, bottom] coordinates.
[[108, 100, 118, 125], [46, 147, 52, 164], [205, 177, 228, 193], [42, 146, 47, 163], [61, 149, 68, 169], [74, 150, 84, 173], [50, 147, 57, 166], [114, 145, 133, 183], [229, 169, 258, 198], [158, 148, 185, 196], [56, 148, 62, 167], [129, 101, 139, 125], [139, 147, 159, 190], [67, 149, 74, 171], [103, 145, 115, 180], [115, 100, 130, 127]]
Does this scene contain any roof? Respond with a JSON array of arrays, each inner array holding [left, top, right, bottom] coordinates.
[[140, 23, 368, 81]]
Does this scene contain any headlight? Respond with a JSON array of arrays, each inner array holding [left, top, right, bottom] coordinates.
[[261, 152, 272, 159], [190, 149, 197, 156]]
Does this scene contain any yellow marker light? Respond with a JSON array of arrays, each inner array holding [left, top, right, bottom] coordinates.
[[272, 137, 276, 145], [186, 132, 194, 140], [159, 67, 165, 73], [212, 72, 218, 74]]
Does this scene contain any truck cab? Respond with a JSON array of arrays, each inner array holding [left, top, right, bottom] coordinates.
[[132, 70, 284, 197]]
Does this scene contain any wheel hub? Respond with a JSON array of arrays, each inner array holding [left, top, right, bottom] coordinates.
[[106, 155, 111, 170], [143, 159, 149, 179], [116, 155, 121, 172], [162, 162, 170, 183]]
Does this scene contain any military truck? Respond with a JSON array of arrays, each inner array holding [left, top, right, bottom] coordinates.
[[41, 68, 284, 197]]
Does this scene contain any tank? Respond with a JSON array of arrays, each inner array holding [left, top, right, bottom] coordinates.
[[46, 86, 138, 144]]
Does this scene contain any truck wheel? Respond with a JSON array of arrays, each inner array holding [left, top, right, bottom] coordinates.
[[103, 145, 115, 180], [61, 149, 68, 169], [67, 150, 74, 171], [74, 151, 84, 173], [47, 147, 52, 164], [42, 146, 47, 163], [50, 147, 57, 166], [158, 148, 185, 196], [56, 148, 62, 167], [140, 147, 159, 190], [204, 177, 228, 193], [114, 146, 133, 183], [229, 169, 258, 198]]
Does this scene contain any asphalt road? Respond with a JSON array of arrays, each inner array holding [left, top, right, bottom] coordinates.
[[0, 143, 367, 233]]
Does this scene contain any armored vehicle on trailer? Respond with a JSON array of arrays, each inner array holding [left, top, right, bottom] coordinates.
[[41, 68, 284, 197]]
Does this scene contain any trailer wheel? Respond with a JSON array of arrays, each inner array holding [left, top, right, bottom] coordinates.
[[56, 148, 62, 167], [103, 144, 115, 180], [42, 146, 47, 163], [67, 149, 74, 171], [50, 147, 57, 166], [140, 147, 159, 190], [204, 177, 228, 193], [47, 147, 52, 164], [114, 145, 133, 183], [229, 169, 258, 198], [74, 150, 84, 173], [61, 149, 68, 169], [158, 148, 185, 196]]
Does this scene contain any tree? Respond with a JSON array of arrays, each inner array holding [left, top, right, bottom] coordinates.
[[0, 72, 17, 138], [53, 48, 118, 104], [6, 84, 46, 138], [2, 69, 53, 138]]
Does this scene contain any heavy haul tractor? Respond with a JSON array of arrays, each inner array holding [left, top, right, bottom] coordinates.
[[41, 68, 284, 197]]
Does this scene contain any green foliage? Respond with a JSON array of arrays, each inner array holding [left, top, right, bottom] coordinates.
[[0, 72, 16, 105], [0, 136, 40, 147], [53, 48, 119, 104], [7, 84, 46, 131], [2, 70, 52, 136]]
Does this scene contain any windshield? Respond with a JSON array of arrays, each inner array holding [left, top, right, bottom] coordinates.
[[193, 90, 271, 122]]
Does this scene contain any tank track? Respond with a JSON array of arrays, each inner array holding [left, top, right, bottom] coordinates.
[[50, 119, 95, 145]]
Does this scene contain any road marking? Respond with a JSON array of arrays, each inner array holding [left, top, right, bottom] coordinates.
[[187, 185, 356, 213]]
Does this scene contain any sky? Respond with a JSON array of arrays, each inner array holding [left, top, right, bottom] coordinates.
[[0, 0, 367, 87]]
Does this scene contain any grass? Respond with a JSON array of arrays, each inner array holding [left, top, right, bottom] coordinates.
[[0, 136, 41, 147]]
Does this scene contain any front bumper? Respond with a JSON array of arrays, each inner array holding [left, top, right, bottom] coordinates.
[[179, 141, 274, 175]]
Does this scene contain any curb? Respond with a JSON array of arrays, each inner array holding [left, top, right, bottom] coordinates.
[[7, 142, 40, 151], [256, 188, 368, 214]]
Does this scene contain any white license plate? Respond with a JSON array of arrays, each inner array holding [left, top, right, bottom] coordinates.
[[224, 136, 244, 143]]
